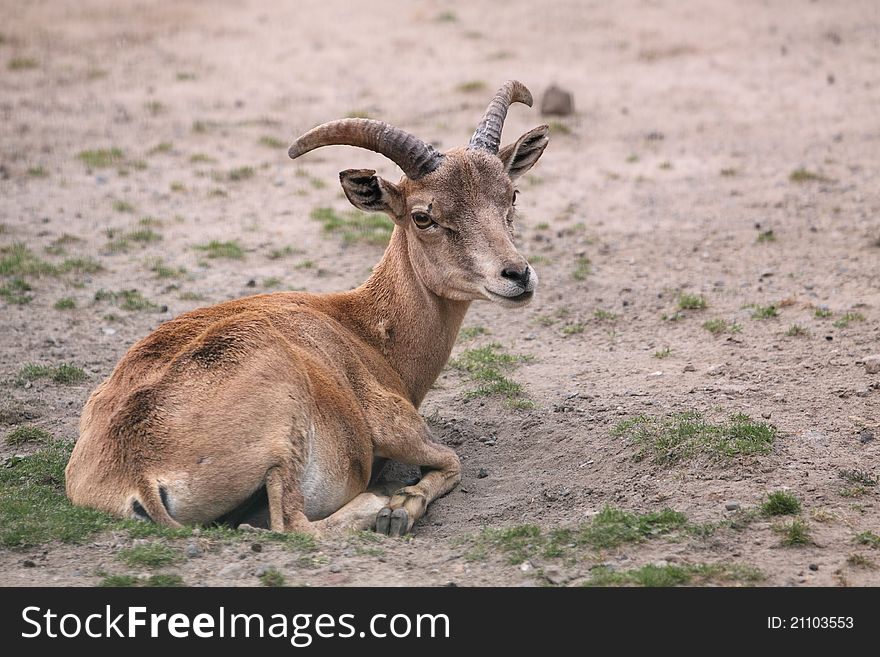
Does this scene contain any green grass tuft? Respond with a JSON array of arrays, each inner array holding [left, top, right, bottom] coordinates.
[[16, 363, 86, 386], [585, 563, 764, 587], [5, 426, 52, 446], [613, 411, 776, 464], [678, 293, 707, 310], [0, 440, 116, 547], [258, 136, 285, 149], [54, 297, 76, 310], [458, 326, 488, 341], [761, 491, 801, 516], [94, 289, 157, 311], [450, 343, 532, 402], [77, 148, 124, 168], [194, 240, 244, 259], [789, 168, 830, 183], [572, 257, 591, 281], [750, 304, 778, 319], [703, 319, 742, 335], [310, 207, 393, 246], [786, 324, 809, 337], [855, 531, 880, 548], [0, 278, 33, 304], [775, 519, 811, 546], [117, 543, 179, 568], [227, 166, 255, 181], [833, 312, 865, 329], [259, 568, 286, 587]]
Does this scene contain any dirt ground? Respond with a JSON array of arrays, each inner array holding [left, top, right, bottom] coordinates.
[[1, 0, 879, 587]]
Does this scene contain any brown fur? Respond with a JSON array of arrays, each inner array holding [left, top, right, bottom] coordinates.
[[66, 112, 549, 536]]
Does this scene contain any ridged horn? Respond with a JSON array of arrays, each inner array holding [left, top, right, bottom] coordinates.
[[468, 80, 534, 154], [288, 118, 443, 180]]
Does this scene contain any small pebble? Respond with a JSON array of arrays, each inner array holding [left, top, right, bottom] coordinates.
[[329, 563, 342, 573], [864, 355, 880, 374], [809, 564, 819, 571], [725, 501, 741, 511], [858, 428, 875, 444], [184, 543, 201, 558], [251, 542, 262, 553], [477, 468, 488, 479], [762, 412, 771, 419]]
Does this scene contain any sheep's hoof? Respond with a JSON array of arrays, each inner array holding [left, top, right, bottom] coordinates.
[[375, 507, 408, 536]]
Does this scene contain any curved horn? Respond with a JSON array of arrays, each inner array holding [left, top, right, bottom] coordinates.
[[468, 80, 534, 154], [288, 119, 443, 180]]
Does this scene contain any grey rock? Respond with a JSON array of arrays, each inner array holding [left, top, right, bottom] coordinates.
[[858, 428, 874, 444], [725, 501, 741, 511], [809, 563, 819, 571], [477, 468, 488, 479], [218, 563, 245, 579], [540, 85, 574, 116], [864, 355, 880, 374], [329, 563, 342, 573], [184, 542, 202, 558]]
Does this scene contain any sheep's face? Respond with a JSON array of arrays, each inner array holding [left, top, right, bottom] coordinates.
[[339, 128, 548, 306]]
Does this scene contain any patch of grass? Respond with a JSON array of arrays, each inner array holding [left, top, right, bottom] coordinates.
[[855, 531, 880, 548], [585, 563, 764, 587], [190, 153, 215, 164], [594, 309, 617, 321], [15, 363, 86, 386], [259, 568, 286, 587], [572, 256, 591, 281], [720, 168, 738, 177], [179, 291, 206, 301], [761, 491, 801, 516], [45, 233, 83, 256], [0, 440, 115, 547], [789, 168, 830, 183], [775, 518, 811, 546], [268, 246, 297, 260], [194, 240, 244, 259], [145, 101, 165, 116], [262, 277, 282, 288], [435, 10, 457, 22], [465, 507, 691, 565], [5, 426, 52, 446], [455, 80, 486, 93], [62, 257, 102, 274], [0, 278, 32, 304], [170, 181, 186, 193], [702, 319, 741, 335], [750, 304, 778, 319], [94, 288, 157, 312], [1, 243, 58, 277], [310, 207, 393, 246], [77, 148, 124, 168], [227, 166, 255, 181], [653, 347, 672, 359], [117, 543, 179, 568], [756, 230, 776, 243], [658, 161, 673, 170], [678, 293, 707, 310], [295, 260, 314, 270], [127, 228, 162, 243], [149, 259, 186, 279], [450, 343, 532, 401], [101, 573, 185, 587], [786, 324, 809, 337], [27, 166, 48, 177], [814, 307, 833, 318], [833, 312, 865, 329], [579, 507, 688, 549], [612, 411, 776, 464], [9, 57, 39, 70], [54, 297, 76, 310], [839, 469, 878, 488], [176, 71, 196, 81], [562, 323, 585, 335], [626, 154, 639, 163], [840, 486, 870, 499], [258, 136, 285, 149], [847, 554, 875, 569], [458, 326, 488, 341], [345, 110, 373, 119]]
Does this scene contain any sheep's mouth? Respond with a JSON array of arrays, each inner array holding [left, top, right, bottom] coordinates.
[[485, 289, 534, 305]]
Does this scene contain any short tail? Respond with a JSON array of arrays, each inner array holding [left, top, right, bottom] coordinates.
[[133, 480, 182, 527]]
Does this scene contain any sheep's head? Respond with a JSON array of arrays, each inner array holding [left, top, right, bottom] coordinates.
[[289, 81, 549, 306]]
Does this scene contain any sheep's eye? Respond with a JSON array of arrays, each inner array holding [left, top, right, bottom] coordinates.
[[412, 212, 435, 229], [512, 190, 519, 206]]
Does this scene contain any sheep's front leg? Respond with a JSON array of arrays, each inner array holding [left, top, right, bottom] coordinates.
[[372, 408, 461, 536]]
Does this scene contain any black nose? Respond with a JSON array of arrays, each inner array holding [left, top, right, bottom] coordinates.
[[501, 264, 530, 287]]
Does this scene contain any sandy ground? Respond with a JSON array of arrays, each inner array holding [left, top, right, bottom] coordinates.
[[1, 0, 879, 586]]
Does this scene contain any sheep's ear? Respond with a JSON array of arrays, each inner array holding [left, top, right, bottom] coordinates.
[[499, 126, 550, 180], [339, 169, 406, 218]]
